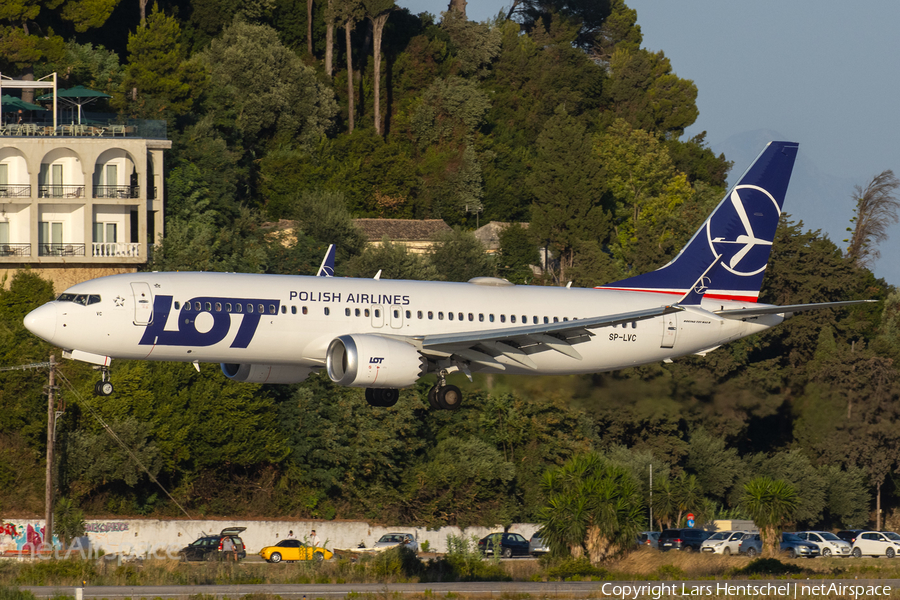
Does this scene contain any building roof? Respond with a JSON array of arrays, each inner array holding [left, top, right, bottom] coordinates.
[[354, 219, 451, 242]]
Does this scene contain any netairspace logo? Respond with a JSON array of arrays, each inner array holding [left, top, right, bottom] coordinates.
[[600, 582, 893, 599]]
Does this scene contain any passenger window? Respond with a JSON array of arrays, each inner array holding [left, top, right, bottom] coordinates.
[[500, 315, 506, 323], [479, 314, 484, 322], [533, 316, 538, 324], [302, 306, 308, 315], [428, 311, 434, 320], [175, 301, 181, 310], [448, 312, 454, 321], [438, 312, 444, 320], [489, 314, 495, 322], [247, 304, 254, 314], [374, 309, 380, 318], [553, 317, 558, 323], [511, 315, 516, 323], [405, 310, 411, 319], [88, 295, 101, 305], [258, 303, 265, 313], [204, 302, 211, 311], [291, 306, 296, 314], [345, 308, 351, 316], [324, 307, 330, 316], [194, 302, 201, 311], [458, 312, 463, 321], [365, 309, 370, 317], [214, 302, 222, 311], [235, 303, 243, 313], [417, 311, 423, 319], [543, 317, 549, 324], [269, 305, 276, 314], [356, 308, 361, 317], [468, 313, 474, 321], [281, 306, 286, 314], [563, 317, 568, 322]]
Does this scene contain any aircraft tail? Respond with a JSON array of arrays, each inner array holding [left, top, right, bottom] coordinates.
[[600, 141, 799, 302]]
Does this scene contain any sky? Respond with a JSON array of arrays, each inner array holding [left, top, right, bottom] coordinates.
[[394, 0, 900, 285]]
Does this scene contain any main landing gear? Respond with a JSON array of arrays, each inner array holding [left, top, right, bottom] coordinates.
[[427, 371, 462, 411], [365, 388, 400, 407], [94, 366, 114, 397]]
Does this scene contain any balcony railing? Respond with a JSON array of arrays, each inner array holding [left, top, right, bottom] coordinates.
[[0, 244, 31, 257], [92, 242, 141, 258], [38, 185, 85, 199], [39, 243, 85, 257], [0, 185, 31, 198], [94, 185, 140, 199]]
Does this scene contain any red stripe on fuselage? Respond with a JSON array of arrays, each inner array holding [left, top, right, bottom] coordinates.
[[595, 287, 759, 303]]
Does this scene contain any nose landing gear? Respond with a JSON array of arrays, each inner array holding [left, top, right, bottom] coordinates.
[[94, 366, 114, 396]]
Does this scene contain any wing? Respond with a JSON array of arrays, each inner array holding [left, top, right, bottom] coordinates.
[[401, 304, 684, 371]]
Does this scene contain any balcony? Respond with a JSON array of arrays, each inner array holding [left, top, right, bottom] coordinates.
[[92, 242, 140, 258], [39, 243, 85, 257], [0, 185, 31, 198], [38, 185, 85, 199], [94, 185, 140, 199], [0, 244, 31, 257]]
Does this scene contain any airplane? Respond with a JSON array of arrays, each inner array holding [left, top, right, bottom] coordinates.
[[23, 141, 873, 408]]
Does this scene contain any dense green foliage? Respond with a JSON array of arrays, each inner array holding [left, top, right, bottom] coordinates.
[[1, 0, 898, 542]]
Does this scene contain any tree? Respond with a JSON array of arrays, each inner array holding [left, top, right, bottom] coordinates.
[[498, 223, 539, 284], [427, 227, 495, 282], [845, 169, 900, 268], [362, 0, 393, 135], [336, 0, 363, 133], [539, 453, 645, 561], [53, 497, 85, 548], [740, 476, 799, 557], [529, 106, 607, 285]]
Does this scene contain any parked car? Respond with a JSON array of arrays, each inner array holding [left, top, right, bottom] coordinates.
[[529, 529, 551, 556], [636, 531, 661, 550], [850, 531, 900, 558], [477, 533, 530, 558], [178, 527, 247, 562], [373, 533, 418, 553], [657, 528, 713, 552], [836, 530, 866, 545], [259, 539, 333, 563], [699, 531, 747, 555], [738, 533, 819, 558], [795, 531, 851, 557]]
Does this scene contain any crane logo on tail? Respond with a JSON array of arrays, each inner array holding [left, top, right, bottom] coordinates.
[[706, 184, 780, 277]]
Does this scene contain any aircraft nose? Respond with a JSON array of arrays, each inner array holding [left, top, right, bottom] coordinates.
[[24, 303, 58, 343]]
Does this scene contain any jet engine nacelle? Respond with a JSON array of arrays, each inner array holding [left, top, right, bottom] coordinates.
[[221, 363, 316, 384], [326, 334, 426, 388]]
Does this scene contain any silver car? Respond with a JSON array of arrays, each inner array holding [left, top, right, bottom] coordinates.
[[373, 533, 418, 553], [700, 531, 747, 555], [796, 531, 851, 557], [529, 529, 550, 556]]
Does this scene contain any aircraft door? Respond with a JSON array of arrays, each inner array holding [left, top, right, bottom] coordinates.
[[389, 305, 404, 329], [371, 304, 384, 328], [130, 282, 153, 325], [660, 314, 678, 348]]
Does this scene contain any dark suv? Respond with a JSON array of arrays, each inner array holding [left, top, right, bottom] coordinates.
[[836, 530, 866, 545], [658, 528, 713, 552], [178, 527, 247, 561]]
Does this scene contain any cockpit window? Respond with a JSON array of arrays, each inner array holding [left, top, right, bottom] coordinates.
[[56, 293, 101, 306]]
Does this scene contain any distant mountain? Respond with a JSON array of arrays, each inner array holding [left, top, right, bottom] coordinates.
[[712, 130, 898, 287]]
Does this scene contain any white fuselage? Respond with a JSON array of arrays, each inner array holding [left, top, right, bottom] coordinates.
[[25, 272, 782, 378]]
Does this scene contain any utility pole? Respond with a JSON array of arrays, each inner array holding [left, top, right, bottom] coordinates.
[[649, 464, 653, 531], [44, 354, 56, 551]]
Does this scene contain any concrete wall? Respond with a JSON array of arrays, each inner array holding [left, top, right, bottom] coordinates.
[[2, 518, 540, 558]]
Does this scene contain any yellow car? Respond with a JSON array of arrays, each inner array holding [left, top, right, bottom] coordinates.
[[259, 539, 333, 563]]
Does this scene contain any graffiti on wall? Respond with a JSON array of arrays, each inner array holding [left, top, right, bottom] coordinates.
[[0, 522, 59, 554]]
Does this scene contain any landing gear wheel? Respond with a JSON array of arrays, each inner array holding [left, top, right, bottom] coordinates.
[[378, 389, 399, 407], [98, 381, 114, 396], [427, 386, 441, 409], [436, 385, 462, 411], [365, 388, 400, 407]]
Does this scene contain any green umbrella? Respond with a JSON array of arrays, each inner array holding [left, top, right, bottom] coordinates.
[[2, 94, 47, 112], [36, 85, 112, 124]]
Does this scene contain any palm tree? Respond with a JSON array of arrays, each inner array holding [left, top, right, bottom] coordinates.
[[740, 476, 799, 557], [652, 476, 677, 530], [538, 453, 645, 562]]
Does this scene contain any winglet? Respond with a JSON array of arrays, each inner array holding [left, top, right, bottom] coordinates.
[[677, 254, 724, 306], [316, 244, 336, 277]]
